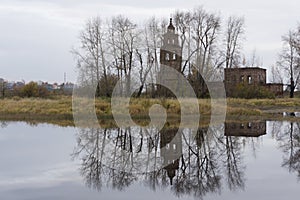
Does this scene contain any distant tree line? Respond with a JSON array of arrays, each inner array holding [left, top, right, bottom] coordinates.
[[0, 81, 73, 99]]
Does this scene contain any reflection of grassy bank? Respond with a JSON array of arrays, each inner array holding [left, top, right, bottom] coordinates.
[[1, 115, 300, 129], [0, 97, 300, 122]]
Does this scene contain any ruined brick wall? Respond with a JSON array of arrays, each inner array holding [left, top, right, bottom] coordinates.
[[225, 68, 266, 84], [264, 83, 284, 97], [224, 68, 267, 97]]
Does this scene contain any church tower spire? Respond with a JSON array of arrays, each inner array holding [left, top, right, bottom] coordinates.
[[157, 17, 183, 97], [167, 18, 175, 32], [160, 18, 181, 71]]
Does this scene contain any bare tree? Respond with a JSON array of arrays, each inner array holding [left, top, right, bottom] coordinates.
[[135, 49, 153, 97], [189, 7, 221, 97], [270, 64, 283, 83], [224, 16, 245, 68], [293, 24, 300, 91], [277, 30, 300, 98], [72, 17, 108, 97], [109, 15, 138, 96], [173, 10, 193, 74], [292, 24, 300, 53], [134, 17, 163, 97], [192, 7, 221, 75], [248, 48, 262, 67]]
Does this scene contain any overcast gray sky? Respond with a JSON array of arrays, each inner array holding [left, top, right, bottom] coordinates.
[[0, 0, 299, 83]]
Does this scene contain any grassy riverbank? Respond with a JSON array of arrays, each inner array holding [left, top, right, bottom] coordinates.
[[0, 96, 300, 122]]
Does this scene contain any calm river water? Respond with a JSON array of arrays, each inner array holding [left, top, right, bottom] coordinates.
[[0, 120, 299, 200]]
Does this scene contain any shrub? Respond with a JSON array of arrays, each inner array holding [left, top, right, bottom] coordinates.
[[97, 74, 119, 97], [232, 83, 275, 99], [21, 82, 39, 97], [19, 82, 49, 98]]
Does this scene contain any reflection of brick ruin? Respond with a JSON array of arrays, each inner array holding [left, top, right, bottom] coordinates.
[[225, 121, 266, 137], [224, 67, 283, 97], [160, 128, 182, 185]]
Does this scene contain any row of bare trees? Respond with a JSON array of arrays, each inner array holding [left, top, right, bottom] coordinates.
[[72, 15, 164, 97], [72, 6, 245, 97], [173, 9, 244, 76]]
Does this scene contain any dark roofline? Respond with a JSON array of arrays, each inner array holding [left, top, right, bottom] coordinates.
[[266, 83, 284, 86], [224, 67, 266, 71]]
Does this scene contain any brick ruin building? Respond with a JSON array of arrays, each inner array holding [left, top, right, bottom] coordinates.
[[224, 67, 283, 97]]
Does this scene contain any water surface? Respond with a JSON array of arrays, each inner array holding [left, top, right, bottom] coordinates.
[[0, 120, 299, 200]]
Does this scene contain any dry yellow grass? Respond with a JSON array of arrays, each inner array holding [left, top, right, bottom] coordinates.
[[0, 97, 299, 121]]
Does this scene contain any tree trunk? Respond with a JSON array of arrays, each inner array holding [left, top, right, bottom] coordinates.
[[290, 80, 295, 98], [136, 85, 144, 98]]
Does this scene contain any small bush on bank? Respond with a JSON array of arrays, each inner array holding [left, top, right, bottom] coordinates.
[[18, 82, 50, 98]]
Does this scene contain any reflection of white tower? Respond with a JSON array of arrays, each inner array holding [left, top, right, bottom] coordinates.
[[157, 18, 182, 97], [160, 128, 183, 185]]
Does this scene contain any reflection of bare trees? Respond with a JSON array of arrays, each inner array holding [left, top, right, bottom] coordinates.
[[72, 124, 251, 198], [274, 122, 300, 178], [72, 127, 158, 191], [175, 127, 222, 198], [72, 128, 106, 190], [223, 121, 268, 190], [223, 136, 245, 190]]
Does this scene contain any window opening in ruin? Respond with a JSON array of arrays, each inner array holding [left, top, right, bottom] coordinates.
[[240, 75, 244, 82], [248, 76, 252, 84]]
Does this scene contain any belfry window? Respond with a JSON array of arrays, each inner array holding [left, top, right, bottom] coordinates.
[[165, 53, 170, 61], [166, 143, 170, 149], [173, 53, 176, 60]]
